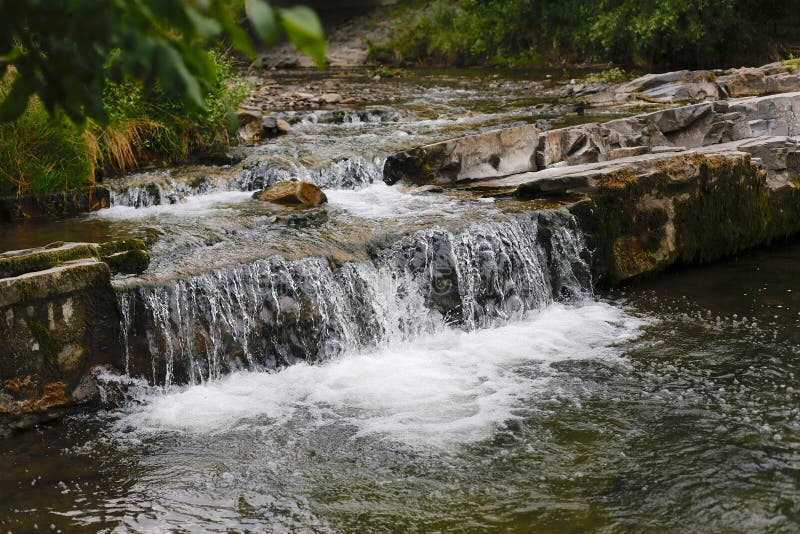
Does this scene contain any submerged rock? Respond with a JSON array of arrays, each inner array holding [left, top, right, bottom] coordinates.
[[253, 180, 328, 207]]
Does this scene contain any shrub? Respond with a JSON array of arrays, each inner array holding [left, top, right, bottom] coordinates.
[[0, 50, 251, 197], [0, 91, 93, 198]]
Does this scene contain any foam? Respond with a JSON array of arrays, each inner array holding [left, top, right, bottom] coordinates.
[[115, 302, 645, 448]]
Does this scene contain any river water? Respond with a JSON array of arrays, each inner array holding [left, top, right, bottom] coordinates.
[[0, 70, 798, 532]]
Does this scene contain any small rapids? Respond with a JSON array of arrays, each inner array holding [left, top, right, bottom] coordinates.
[[116, 211, 592, 386], [115, 302, 644, 447]]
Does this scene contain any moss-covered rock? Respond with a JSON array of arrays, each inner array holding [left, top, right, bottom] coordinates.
[[0, 238, 150, 281], [104, 249, 151, 275], [0, 259, 125, 436]]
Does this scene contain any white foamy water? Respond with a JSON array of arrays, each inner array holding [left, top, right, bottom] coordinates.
[[115, 302, 645, 447], [94, 191, 254, 220], [325, 183, 482, 219]]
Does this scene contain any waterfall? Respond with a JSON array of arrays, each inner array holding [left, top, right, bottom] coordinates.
[[108, 157, 383, 207], [116, 211, 592, 386]]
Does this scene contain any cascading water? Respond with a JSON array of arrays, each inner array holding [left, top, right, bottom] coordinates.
[[108, 156, 384, 208], [116, 211, 592, 387]]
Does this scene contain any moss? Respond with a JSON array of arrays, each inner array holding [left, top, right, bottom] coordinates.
[[672, 157, 772, 263], [612, 236, 654, 279], [28, 319, 62, 366], [103, 249, 150, 275], [0, 244, 97, 279], [96, 238, 147, 258]]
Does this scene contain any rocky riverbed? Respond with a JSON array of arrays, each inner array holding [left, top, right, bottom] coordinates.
[[1, 62, 799, 532]]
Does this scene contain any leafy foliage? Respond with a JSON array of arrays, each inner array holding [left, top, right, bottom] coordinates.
[[0, 49, 251, 198], [0, 0, 326, 124], [372, 0, 800, 69]]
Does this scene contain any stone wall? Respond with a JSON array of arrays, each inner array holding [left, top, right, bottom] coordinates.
[[0, 240, 150, 436]]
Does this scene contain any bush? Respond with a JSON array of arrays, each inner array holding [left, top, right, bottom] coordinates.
[[0, 50, 251, 197], [0, 92, 93, 198], [371, 0, 800, 70]]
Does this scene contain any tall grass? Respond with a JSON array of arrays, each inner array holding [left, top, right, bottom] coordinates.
[[0, 50, 251, 198], [0, 95, 94, 198]]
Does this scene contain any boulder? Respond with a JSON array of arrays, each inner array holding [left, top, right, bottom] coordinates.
[[253, 181, 328, 207], [383, 124, 540, 185], [0, 259, 124, 436]]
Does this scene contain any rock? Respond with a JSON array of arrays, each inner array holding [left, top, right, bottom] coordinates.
[[253, 181, 328, 207], [0, 186, 110, 222], [0, 259, 124, 436], [318, 93, 342, 104], [104, 249, 151, 275], [383, 124, 540, 186], [276, 118, 292, 135], [237, 109, 263, 144], [262, 116, 292, 138], [463, 137, 800, 283], [0, 239, 149, 279], [411, 185, 445, 194]]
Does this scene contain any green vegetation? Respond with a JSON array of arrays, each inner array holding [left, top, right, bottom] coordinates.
[[0, 1, 326, 199], [371, 0, 800, 70], [0, 1, 325, 125], [0, 51, 250, 198]]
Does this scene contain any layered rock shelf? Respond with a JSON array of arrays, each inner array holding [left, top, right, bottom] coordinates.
[[0, 240, 150, 435], [384, 91, 800, 283]]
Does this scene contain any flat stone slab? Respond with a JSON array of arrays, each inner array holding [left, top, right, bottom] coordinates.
[[384, 124, 539, 185]]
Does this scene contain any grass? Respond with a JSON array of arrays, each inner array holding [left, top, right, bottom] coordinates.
[[0, 50, 251, 199], [0, 94, 94, 198]]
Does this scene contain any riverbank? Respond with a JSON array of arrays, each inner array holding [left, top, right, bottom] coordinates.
[[0, 51, 249, 216]]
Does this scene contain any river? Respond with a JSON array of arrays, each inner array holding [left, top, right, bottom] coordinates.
[[0, 69, 798, 532]]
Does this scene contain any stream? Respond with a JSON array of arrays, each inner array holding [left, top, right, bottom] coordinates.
[[0, 69, 798, 532]]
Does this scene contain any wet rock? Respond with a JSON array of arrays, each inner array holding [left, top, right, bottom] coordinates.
[[383, 124, 540, 186], [0, 239, 149, 278], [318, 93, 342, 104], [0, 259, 124, 436], [0, 186, 110, 222], [253, 181, 328, 207], [104, 249, 151, 275], [262, 116, 292, 138], [237, 109, 264, 144]]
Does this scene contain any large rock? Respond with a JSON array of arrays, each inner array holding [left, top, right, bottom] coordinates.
[[0, 259, 124, 435], [463, 137, 800, 283], [385, 93, 800, 187], [253, 180, 328, 207], [580, 61, 800, 107], [383, 124, 539, 185]]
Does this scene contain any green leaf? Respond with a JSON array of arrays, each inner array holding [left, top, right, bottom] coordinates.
[[185, 7, 223, 38], [278, 6, 327, 67], [245, 0, 279, 45], [159, 45, 205, 111]]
